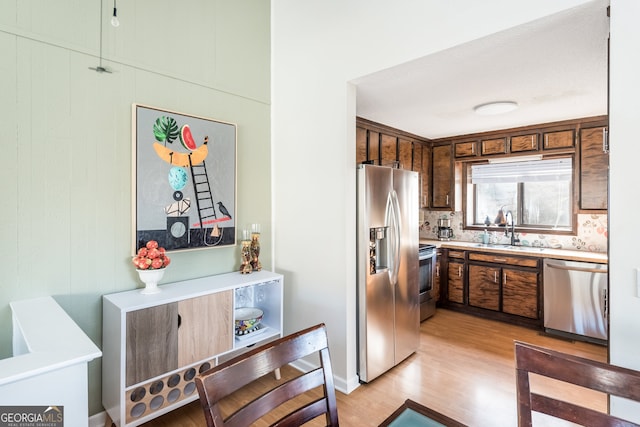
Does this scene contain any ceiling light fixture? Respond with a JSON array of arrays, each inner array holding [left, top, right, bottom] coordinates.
[[474, 101, 518, 116], [111, 0, 120, 27]]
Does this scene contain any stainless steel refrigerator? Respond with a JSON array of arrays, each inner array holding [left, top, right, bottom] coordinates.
[[356, 164, 420, 383]]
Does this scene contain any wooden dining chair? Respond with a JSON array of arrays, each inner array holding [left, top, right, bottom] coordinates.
[[195, 323, 339, 427], [514, 341, 640, 427]]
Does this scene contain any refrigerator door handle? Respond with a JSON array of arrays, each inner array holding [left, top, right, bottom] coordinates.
[[387, 190, 401, 286]]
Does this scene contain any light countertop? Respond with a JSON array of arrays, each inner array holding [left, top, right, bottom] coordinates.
[[421, 239, 607, 264]]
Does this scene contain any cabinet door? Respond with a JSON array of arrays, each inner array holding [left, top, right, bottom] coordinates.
[[502, 268, 538, 319], [447, 261, 464, 304], [178, 291, 234, 367], [434, 252, 442, 303], [398, 138, 413, 170], [481, 138, 507, 156], [126, 304, 179, 386], [580, 126, 609, 210], [431, 144, 453, 208], [381, 133, 397, 167], [421, 144, 430, 208], [510, 134, 539, 153], [369, 130, 380, 164], [356, 126, 368, 164], [467, 265, 500, 311], [543, 129, 575, 150], [454, 141, 476, 158], [412, 142, 422, 173]]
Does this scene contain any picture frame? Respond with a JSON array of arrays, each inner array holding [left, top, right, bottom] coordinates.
[[132, 104, 236, 253]]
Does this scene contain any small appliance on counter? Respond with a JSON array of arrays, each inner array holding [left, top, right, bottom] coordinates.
[[437, 218, 453, 241]]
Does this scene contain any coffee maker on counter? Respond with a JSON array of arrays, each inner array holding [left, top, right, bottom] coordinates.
[[437, 218, 453, 241]]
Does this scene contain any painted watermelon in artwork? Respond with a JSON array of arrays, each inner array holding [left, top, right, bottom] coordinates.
[[179, 124, 197, 151]]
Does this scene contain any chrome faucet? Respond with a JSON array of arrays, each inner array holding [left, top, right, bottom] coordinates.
[[505, 210, 520, 246]]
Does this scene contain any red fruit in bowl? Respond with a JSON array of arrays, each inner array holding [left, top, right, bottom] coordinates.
[[163, 257, 171, 267], [146, 240, 159, 250], [151, 258, 164, 269], [147, 248, 160, 259], [137, 247, 148, 257]]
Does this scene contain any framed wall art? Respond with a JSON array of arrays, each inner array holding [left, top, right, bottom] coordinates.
[[132, 104, 236, 253]]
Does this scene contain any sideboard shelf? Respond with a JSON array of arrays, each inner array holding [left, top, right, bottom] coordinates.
[[102, 270, 284, 427]]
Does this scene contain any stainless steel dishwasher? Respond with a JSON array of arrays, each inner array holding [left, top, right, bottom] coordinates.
[[543, 259, 608, 345]]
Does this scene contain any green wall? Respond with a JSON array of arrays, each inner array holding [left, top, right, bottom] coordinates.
[[0, 0, 271, 416]]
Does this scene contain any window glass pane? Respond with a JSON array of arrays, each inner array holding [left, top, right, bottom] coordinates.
[[522, 181, 571, 227], [475, 183, 517, 225]]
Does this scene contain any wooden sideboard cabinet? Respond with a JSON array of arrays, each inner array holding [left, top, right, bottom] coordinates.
[[102, 270, 284, 427]]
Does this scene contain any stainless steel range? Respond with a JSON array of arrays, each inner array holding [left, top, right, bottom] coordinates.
[[419, 243, 437, 321]]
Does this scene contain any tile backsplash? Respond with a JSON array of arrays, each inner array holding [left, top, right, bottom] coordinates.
[[419, 210, 607, 253]]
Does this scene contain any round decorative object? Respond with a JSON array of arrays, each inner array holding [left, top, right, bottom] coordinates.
[[137, 268, 166, 294], [234, 307, 264, 333], [170, 221, 186, 238], [173, 190, 184, 201], [168, 167, 188, 191]]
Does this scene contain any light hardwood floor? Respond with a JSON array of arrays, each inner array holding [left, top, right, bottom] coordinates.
[[142, 309, 607, 426]]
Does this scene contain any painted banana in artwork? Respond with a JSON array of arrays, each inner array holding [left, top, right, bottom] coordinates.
[[152, 140, 208, 166]]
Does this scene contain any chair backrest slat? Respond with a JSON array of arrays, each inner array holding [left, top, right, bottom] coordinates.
[[515, 341, 640, 427], [196, 323, 339, 427]]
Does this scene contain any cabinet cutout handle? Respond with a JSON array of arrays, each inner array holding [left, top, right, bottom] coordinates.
[[177, 314, 182, 328]]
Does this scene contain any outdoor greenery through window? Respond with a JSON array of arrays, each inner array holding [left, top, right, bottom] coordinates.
[[469, 157, 573, 231]]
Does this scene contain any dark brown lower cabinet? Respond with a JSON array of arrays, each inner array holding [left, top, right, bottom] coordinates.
[[502, 268, 539, 319], [468, 265, 500, 311], [447, 261, 465, 304], [444, 250, 541, 327], [467, 257, 539, 321]]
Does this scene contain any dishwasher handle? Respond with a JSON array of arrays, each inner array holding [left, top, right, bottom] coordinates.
[[545, 262, 608, 274]]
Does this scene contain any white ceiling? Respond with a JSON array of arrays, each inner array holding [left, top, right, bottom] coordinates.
[[354, 1, 609, 140]]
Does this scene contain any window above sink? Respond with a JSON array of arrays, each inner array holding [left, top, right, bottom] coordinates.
[[463, 156, 575, 235]]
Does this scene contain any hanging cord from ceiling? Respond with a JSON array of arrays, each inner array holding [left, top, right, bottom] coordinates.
[[89, 0, 113, 73]]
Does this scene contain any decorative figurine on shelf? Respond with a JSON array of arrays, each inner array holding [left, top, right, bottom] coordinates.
[[240, 239, 252, 274], [250, 233, 262, 272], [250, 223, 262, 271]]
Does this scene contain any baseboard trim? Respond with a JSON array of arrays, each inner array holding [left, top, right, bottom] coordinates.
[[290, 360, 360, 394], [89, 411, 109, 427]]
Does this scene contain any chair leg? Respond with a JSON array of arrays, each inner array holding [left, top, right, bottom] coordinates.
[[274, 367, 281, 380]]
